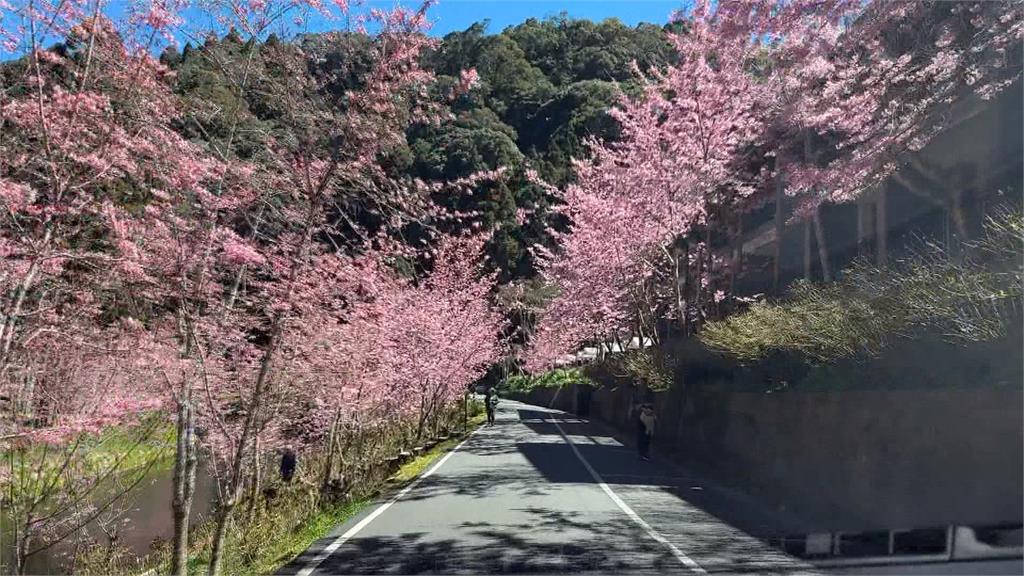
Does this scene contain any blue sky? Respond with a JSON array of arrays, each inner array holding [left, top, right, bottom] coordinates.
[[180, 0, 686, 46], [1, 0, 685, 58], [283, 1, 686, 40], [419, 1, 684, 36]]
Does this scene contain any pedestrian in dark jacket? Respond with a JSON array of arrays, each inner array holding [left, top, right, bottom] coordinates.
[[484, 387, 497, 426], [280, 446, 297, 483], [636, 404, 656, 460]]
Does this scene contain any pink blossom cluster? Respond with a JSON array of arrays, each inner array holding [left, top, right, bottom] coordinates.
[[1, 317, 168, 444], [284, 235, 505, 437], [784, 1, 1023, 208], [524, 0, 1022, 372], [0, 0, 498, 462], [524, 0, 780, 371], [0, 2, 510, 572]]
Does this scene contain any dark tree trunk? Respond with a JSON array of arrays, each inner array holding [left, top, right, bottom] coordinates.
[[170, 389, 197, 576], [321, 413, 340, 496], [813, 207, 831, 282], [772, 170, 785, 293], [208, 509, 232, 576], [857, 194, 874, 259], [877, 186, 888, 267], [950, 191, 970, 243], [681, 242, 691, 336], [730, 213, 743, 298], [803, 220, 812, 281], [247, 433, 261, 517], [207, 328, 277, 576]]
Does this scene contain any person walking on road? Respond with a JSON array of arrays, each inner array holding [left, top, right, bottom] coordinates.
[[485, 386, 498, 426], [280, 445, 298, 482], [636, 404, 656, 460]]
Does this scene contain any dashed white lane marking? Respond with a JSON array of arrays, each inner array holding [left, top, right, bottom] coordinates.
[[547, 414, 709, 575], [295, 427, 482, 576]]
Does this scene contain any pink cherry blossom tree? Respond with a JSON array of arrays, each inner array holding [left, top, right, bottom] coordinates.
[[1, 0, 461, 572], [523, 0, 1022, 373], [121, 152, 259, 574], [288, 233, 504, 493], [0, 1, 208, 572], [523, 0, 780, 370], [161, 3, 492, 572], [0, 318, 171, 574], [782, 1, 1023, 227]]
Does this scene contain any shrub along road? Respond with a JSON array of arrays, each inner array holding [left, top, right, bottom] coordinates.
[[280, 399, 817, 575]]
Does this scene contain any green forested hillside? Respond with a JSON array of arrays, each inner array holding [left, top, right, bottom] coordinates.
[[160, 15, 675, 281]]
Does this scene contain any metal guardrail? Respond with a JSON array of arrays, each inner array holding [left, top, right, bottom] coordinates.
[[766, 523, 1022, 568]]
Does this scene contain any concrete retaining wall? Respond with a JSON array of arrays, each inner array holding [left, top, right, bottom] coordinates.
[[511, 332, 1023, 533]]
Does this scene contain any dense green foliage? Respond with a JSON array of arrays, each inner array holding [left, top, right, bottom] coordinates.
[[161, 15, 674, 282], [426, 16, 674, 183], [504, 367, 593, 392], [600, 349, 678, 393], [701, 208, 1024, 362]]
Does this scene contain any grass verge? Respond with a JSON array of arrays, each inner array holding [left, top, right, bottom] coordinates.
[[73, 409, 487, 575], [260, 413, 487, 574], [241, 498, 370, 575], [389, 413, 486, 485]]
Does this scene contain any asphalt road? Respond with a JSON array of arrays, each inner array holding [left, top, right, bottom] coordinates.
[[281, 399, 818, 575]]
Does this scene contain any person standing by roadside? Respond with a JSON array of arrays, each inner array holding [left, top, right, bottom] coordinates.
[[636, 404, 656, 460], [280, 445, 297, 482], [484, 386, 497, 426]]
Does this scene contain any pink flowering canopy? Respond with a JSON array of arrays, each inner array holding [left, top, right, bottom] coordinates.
[[0, 0, 495, 454], [523, 0, 1023, 372], [0, 7, 221, 441], [283, 234, 505, 441]]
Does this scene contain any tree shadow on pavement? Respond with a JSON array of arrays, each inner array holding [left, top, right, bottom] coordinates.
[[516, 409, 612, 438], [278, 404, 820, 575], [509, 409, 821, 575], [280, 504, 816, 575], [514, 409, 813, 541], [396, 467, 557, 502], [458, 441, 521, 457], [512, 441, 817, 573], [282, 507, 681, 575]]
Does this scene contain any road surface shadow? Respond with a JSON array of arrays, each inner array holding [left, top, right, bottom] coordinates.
[[517, 408, 614, 438], [283, 506, 705, 574], [278, 402, 819, 575], [397, 467, 558, 502], [513, 407, 813, 540], [282, 506, 815, 575]]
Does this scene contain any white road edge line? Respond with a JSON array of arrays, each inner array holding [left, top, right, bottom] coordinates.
[[548, 414, 708, 575], [295, 426, 482, 576]]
